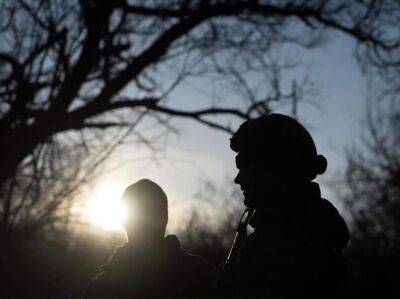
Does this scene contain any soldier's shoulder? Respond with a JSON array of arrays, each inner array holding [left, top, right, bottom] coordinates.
[[164, 235, 218, 282]]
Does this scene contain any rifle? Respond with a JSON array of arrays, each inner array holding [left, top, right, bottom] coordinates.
[[222, 208, 254, 272]]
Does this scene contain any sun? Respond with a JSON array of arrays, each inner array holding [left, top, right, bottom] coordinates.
[[85, 182, 127, 232]]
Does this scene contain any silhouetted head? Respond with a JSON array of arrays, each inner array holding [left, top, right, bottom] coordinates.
[[231, 114, 327, 209], [122, 179, 168, 242]]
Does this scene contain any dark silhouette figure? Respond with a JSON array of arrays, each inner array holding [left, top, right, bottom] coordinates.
[[221, 114, 350, 297], [83, 179, 217, 298]]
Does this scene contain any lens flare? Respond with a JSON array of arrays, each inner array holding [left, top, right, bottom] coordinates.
[[85, 182, 127, 231]]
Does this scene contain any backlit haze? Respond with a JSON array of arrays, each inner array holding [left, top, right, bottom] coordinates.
[[83, 32, 365, 233], [84, 182, 127, 232]]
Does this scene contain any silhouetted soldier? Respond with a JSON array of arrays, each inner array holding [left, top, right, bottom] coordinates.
[[221, 114, 350, 297], [83, 179, 217, 298]]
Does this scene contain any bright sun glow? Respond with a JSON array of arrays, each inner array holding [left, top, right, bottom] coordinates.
[[85, 182, 127, 232]]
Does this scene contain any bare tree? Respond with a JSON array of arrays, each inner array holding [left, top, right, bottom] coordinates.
[[341, 0, 400, 254], [0, 119, 145, 235], [339, 68, 400, 294], [342, 97, 400, 254], [1, 0, 399, 233], [177, 179, 243, 264]]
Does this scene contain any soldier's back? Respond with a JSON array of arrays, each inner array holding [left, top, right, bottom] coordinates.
[[235, 193, 349, 297], [84, 235, 217, 298]]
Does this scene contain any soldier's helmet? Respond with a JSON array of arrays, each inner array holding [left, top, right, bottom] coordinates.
[[230, 113, 327, 181], [122, 179, 168, 234]]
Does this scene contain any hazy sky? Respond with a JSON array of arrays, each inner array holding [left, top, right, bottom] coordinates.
[[84, 31, 367, 232]]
